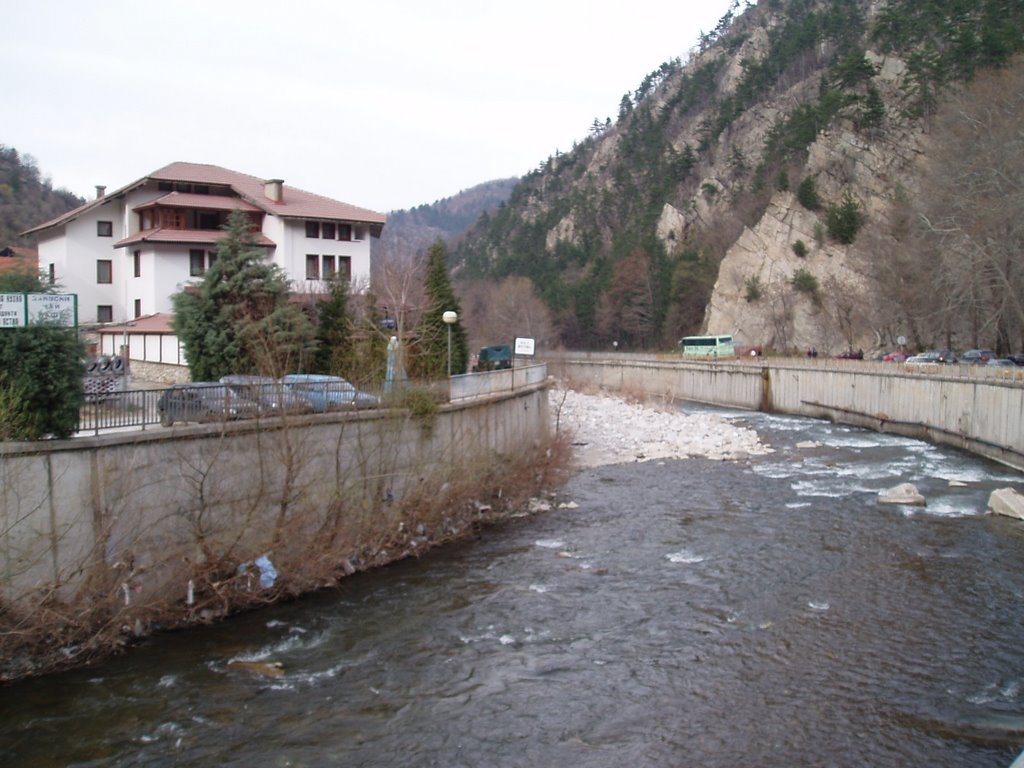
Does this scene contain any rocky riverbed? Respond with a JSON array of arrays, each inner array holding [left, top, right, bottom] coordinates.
[[549, 387, 772, 468]]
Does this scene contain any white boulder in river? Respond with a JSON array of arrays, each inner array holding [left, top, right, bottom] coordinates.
[[878, 483, 927, 507], [988, 488, 1024, 520]]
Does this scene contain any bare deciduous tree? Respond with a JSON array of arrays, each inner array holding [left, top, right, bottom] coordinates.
[[457, 276, 555, 351], [915, 61, 1024, 352]]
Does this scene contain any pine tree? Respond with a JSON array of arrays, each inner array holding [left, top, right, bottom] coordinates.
[[414, 240, 467, 377], [172, 209, 315, 380], [312, 273, 353, 375]]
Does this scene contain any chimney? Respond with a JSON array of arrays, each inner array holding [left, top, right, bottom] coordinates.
[[95, 185, 106, 199], [264, 179, 284, 203]]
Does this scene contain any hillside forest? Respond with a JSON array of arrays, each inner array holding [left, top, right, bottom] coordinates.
[[0, 146, 83, 248]]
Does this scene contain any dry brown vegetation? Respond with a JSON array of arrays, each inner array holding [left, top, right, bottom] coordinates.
[[0, 413, 572, 682], [863, 58, 1024, 353]]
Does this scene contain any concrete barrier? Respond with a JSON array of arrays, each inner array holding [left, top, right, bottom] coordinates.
[[548, 353, 1024, 472], [0, 383, 551, 618]]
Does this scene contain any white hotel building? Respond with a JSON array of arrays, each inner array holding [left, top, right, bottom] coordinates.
[[22, 161, 385, 372]]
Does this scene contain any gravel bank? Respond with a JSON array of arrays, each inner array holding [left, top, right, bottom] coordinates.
[[550, 388, 772, 468]]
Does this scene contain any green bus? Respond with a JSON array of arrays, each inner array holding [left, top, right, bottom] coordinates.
[[679, 335, 735, 358]]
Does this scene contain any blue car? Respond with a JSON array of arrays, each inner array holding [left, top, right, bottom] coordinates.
[[219, 375, 314, 416], [280, 374, 379, 412]]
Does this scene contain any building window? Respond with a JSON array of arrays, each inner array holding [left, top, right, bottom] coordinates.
[[133, 250, 141, 278], [190, 249, 206, 276], [97, 221, 113, 237], [157, 181, 173, 192], [134, 299, 142, 318], [305, 221, 320, 238], [352, 225, 364, 241], [48, 264, 55, 285], [321, 222, 336, 240], [306, 254, 320, 280], [198, 211, 220, 229], [338, 256, 351, 281], [208, 250, 218, 268], [97, 260, 113, 284], [338, 224, 352, 241], [97, 305, 113, 323], [322, 255, 336, 279]]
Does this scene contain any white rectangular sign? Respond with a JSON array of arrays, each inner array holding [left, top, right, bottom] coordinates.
[[27, 293, 77, 328], [0, 293, 26, 327], [514, 337, 536, 356]]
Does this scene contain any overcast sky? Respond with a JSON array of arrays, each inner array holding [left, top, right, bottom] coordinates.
[[3, 0, 738, 214]]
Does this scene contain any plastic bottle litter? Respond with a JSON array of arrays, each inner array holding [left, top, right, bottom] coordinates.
[[254, 555, 277, 589]]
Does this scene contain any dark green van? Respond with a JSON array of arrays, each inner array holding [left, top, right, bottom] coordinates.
[[474, 344, 512, 372]]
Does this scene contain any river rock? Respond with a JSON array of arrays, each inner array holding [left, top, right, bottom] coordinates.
[[988, 488, 1024, 520], [878, 483, 926, 507], [227, 660, 284, 678]]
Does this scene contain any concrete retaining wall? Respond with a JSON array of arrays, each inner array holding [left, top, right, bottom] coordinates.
[[551, 355, 1024, 472], [0, 384, 550, 613]]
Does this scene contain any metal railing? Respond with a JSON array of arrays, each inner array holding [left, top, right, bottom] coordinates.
[[77, 388, 165, 435], [74, 365, 550, 437]]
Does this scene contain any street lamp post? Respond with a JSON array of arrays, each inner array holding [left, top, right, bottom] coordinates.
[[442, 310, 458, 377]]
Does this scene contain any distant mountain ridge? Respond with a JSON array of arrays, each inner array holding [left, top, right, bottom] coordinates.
[[372, 178, 518, 267]]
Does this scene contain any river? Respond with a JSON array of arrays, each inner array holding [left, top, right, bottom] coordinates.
[[2, 406, 1024, 767]]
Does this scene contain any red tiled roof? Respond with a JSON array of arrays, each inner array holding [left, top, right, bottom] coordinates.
[[22, 161, 386, 236], [134, 191, 261, 212], [1, 245, 38, 259], [97, 313, 176, 335], [20, 196, 111, 236], [0, 245, 39, 273], [113, 228, 276, 248], [149, 162, 386, 223]]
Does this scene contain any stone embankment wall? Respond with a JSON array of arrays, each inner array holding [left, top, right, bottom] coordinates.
[[549, 354, 1024, 472], [0, 383, 550, 674]]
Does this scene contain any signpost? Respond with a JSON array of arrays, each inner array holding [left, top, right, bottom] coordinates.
[[0, 293, 78, 329]]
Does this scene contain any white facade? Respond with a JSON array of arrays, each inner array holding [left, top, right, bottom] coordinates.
[[25, 162, 385, 325]]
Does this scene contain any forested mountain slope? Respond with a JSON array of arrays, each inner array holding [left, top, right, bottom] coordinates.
[[373, 178, 517, 270], [0, 146, 84, 247], [452, 0, 1024, 354]]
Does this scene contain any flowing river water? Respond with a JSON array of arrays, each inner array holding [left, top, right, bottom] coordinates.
[[3, 406, 1024, 767]]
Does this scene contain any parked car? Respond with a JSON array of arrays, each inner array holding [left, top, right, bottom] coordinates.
[[986, 358, 1017, 368], [157, 383, 260, 426], [882, 351, 909, 363], [219, 375, 314, 416], [473, 344, 513, 372], [934, 349, 957, 363], [906, 352, 940, 365], [961, 349, 997, 364], [836, 348, 864, 360], [1007, 353, 1024, 367], [280, 374, 379, 411]]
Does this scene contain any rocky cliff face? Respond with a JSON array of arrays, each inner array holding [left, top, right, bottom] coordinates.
[[453, 0, 1022, 353], [702, 49, 926, 352]]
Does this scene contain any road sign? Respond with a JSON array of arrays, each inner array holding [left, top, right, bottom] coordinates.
[[514, 337, 535, 356]]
